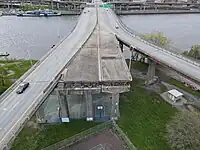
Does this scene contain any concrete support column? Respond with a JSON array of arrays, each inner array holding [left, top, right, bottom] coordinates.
[[73, 4, 76, 11], [128, 46, 134, 70], [51, 0, 53, 10], [132, 52, 139, 61], [56, 3, 60, 9], [146, 60, 156, 85], [36, 105, 45, 123], [119, 41, 123, 53], [85, 90, 93, 121], [56, 90, 70, 122], [111, 93, 119, 120]]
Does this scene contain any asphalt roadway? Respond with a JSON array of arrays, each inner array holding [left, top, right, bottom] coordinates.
[[0, 7, 97, 149], [99, 8, 200, 84]]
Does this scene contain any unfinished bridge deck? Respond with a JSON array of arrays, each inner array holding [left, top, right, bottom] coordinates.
[[60, 15, 132, 84]]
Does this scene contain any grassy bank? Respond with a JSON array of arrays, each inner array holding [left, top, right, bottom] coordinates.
[[0, 59, 37, 94], [126, 59, 148, 72], [11, 120, 99, 150], [118, 78, 177, 150], [168, 78, 200, 97]]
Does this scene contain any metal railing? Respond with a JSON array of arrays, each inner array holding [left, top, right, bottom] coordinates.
[[42, 121, 113, 150], [110, 10, 200, 68]]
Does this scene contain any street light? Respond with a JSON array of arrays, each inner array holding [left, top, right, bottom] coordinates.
[[25, 49, 33, 66], [57, 17, 60, 39]]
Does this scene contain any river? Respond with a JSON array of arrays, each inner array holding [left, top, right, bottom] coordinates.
[[0, 14, 200, 60], [0, 15, 78, 60]]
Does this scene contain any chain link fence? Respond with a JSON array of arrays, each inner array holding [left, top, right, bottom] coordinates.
[[42, 120, 136, 150], [112, 121, 137, 150], [42, 121, 113, 150]]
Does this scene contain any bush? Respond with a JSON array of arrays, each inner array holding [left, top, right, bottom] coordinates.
[[167, 111, 200, 150], [183, 45, 200, 60], [143, 31, 170, 47]]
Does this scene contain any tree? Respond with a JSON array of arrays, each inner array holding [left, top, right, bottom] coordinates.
[[183, 45, 200, 60], [167, 111, 200, 150], [188, 45, 200, 60], [143, 31, 170, 47]]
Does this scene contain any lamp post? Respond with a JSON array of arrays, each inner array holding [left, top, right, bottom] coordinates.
[[25, 49, 33, 66]]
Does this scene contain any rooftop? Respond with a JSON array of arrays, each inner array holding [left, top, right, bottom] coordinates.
[[168, 89, 183, 97]]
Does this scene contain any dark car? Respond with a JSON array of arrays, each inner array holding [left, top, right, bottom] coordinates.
[[16, 82, 29, 94]]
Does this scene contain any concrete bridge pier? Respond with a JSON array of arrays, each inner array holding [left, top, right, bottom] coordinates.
[[146, 59, 156, 85], [119, 41, 124, 53], [111, 93, 120, 120], [85, 90, 93, 121], [35, 101, 46, 123], [128, 46, 134, 70], [56, 90, 70, 122], [132, 52, 139, 61], [56, 3, 60, 10]]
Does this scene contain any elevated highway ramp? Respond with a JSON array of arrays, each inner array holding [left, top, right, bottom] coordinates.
[[0, 7, 97, 149], [99, 8, 200, 85]]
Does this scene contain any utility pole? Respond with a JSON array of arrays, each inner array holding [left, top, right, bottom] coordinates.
[[26, 49, 33, 66]]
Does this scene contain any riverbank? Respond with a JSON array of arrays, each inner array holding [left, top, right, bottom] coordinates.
[[0, 59, 37, 94], [0, 9, 81, 16], [116, 9, 200, 15]]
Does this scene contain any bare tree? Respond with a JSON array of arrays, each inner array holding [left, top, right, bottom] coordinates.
[[167, 110, 200, 150]]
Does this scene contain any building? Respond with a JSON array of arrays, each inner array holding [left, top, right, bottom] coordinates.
[[167, 89, 183, 103]]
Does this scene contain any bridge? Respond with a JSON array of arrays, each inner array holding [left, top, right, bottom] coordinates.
[[0, 1, 200, 149]]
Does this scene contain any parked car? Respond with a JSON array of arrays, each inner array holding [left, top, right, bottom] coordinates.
[[16, 82, 29, 94]]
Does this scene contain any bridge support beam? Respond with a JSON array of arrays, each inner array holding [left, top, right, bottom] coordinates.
[[146, 60, 156, 85], [85, 90, 93, 121], [56, 90, 70, 122], [111, 93, 120, 120]]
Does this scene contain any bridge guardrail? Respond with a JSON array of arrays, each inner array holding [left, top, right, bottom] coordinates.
[[0, 10, 83, 103], [110, 10, 200, 68]]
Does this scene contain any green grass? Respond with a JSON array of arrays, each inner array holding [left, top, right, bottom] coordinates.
[[11, 119, 99, 150], [0, 59, 37, 94], [168, 78, 200, 97], [5, 60, 37, 79], [118, 78, 177, 150], [126, 59, 148, 72]]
